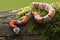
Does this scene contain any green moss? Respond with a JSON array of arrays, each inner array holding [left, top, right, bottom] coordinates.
[[16, 2, 60, 40]]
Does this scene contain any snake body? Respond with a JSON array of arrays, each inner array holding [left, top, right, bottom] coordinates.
[[9, 2, 55, 34]]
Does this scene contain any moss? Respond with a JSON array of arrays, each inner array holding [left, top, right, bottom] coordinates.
[[16, 2, 60, 40]]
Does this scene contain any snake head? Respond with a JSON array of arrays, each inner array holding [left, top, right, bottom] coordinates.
[[13, 27, 20, 34]]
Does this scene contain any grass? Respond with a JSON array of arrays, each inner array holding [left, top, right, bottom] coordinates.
[[0, 0, 59, 11]]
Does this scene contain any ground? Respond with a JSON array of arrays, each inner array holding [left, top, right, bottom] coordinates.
[[0, 10, 42, 40]]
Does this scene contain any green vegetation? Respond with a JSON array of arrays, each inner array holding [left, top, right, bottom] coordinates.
[[29, 2, 60, 40], [16, 2, 60, 40]]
